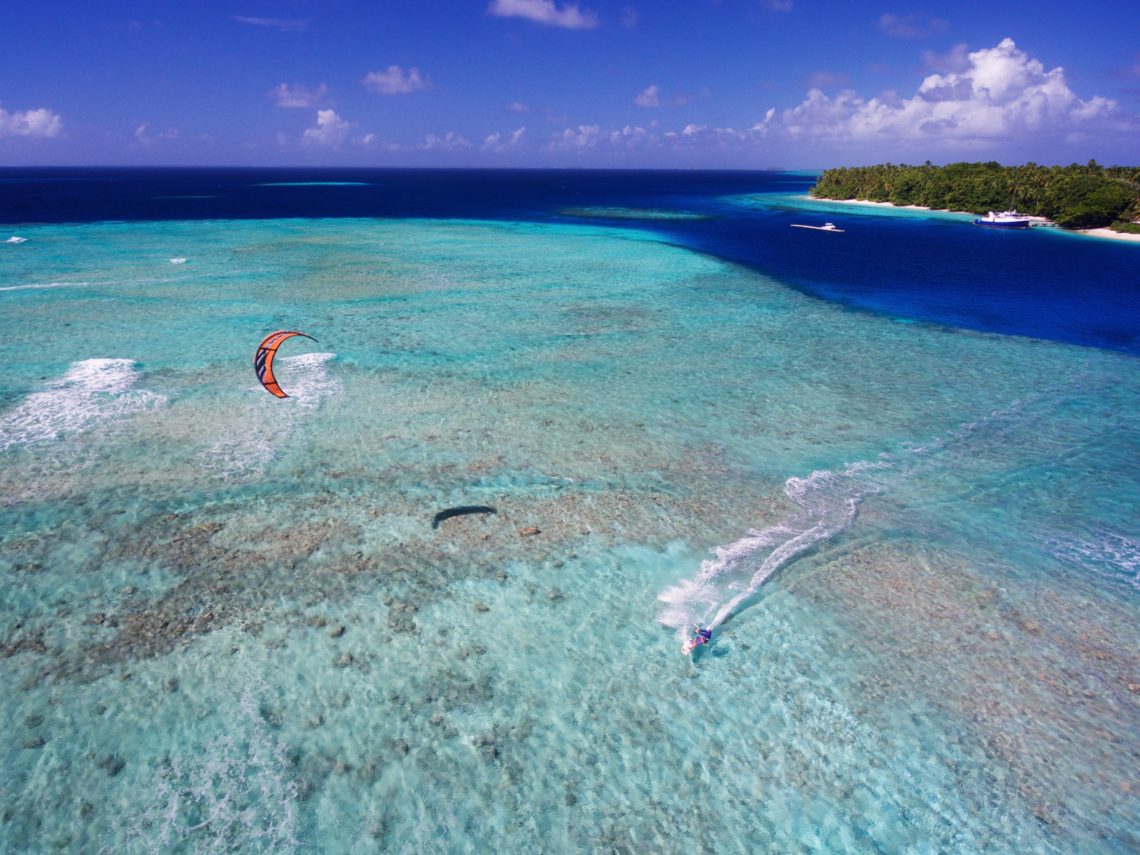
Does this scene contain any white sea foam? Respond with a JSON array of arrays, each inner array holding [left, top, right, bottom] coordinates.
[[197, 352, 339, 479], [169, 257, 187, 264], [1044, 528, 1140, 593], [0, 358, 165, 451], [0, 280, 90, 293], [275, 352, 340, 408], [4, 235, 27, 244]]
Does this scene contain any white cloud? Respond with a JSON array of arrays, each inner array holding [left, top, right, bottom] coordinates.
[[234, 16, 308, 32], [634, 85, 660, 107], [608, 125, 647, 146], [877, 13, 949, 39], [269, 83, 329, 108], [483, 127, 527, 151], [620, 6, 639, 29], [546, 124, 603, 149], [420, 131, 471, 151], [506, 101, 530, 112], [133, 123, 180, 145], [0, 105, 62, 138], [762, 39, 1126, 146], [487, 0, 598, 30], [634, 84, 694, 108], [363, 66, 428, 95], [761, 0, 793, 11], [302, 109, 351, 147]]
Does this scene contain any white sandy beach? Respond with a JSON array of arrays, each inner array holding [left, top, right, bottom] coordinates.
[[809, 196, 975, 218], [810, 196, 1140, 243], [1075, 226, 1140, 243]]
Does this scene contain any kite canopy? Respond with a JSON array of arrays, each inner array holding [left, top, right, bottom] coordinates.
[[254, 330, 316, 398]]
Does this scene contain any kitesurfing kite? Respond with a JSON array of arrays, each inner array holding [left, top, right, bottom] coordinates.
[[254, 330, 316, 398]]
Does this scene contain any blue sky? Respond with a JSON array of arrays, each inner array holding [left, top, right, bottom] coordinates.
[[2, 0, 1138, 167]]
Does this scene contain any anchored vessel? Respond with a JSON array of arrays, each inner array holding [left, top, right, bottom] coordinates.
[[973, 210, 1031, 228]]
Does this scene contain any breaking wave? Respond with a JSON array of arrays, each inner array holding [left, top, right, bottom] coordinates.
[[0, 358, 165, 452]]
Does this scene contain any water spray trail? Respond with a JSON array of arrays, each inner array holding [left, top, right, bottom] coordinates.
[[658, 385, 1079, 639], [658, 462, 886, 636]]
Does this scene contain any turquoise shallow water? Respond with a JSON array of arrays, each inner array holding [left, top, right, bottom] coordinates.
[[1, 217, 1138, 852]]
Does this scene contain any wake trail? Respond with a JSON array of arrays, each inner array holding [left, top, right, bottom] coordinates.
[[657, 461, 886, 635], [657, 386, 1074, 638]]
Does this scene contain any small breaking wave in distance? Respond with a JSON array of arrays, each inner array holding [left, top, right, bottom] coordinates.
[[0, 358, 165, 452], [0, 280, 91, 293]]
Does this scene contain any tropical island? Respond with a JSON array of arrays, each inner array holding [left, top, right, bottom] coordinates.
[[810, 161, 1140, 235]]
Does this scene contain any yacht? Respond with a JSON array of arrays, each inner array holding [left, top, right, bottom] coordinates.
[[973, 210, 1031, 228]]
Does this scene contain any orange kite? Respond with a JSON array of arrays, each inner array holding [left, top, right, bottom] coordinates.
[[254, 330, 316, 398]]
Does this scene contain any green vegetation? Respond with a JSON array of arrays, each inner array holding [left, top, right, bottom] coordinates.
[[811, 161, 1140, 231]]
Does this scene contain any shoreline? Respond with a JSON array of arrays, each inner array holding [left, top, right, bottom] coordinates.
[[808, 196, 975, 218], [809, 196, 1140, 243], [1073, 226, 1140, 243]]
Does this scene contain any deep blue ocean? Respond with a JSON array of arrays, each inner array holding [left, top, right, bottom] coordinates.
[[4, 167, 1138, 354], [1, 169, 1138, 853]]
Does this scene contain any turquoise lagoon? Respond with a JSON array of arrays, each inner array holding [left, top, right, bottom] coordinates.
[[1, 213, 1138, 853]]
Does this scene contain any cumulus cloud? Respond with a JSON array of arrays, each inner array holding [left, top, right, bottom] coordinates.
[[539, 119, 756, 157], [548, 124, 603, 149], [483, 127, 527, 151], [634, 84, 693, 108], [133, 123, 180, 145], [269, 83, 329, 108], [363, 66, 429, 95], [634, 85, 660, 107], [234, 16, 309, 32], [302, 109, 351, 147], [761, 39, 1127, 146], [487, 0, 599, 30], [877, 13, 949, 39], [0, 105, 62, 138], [420, 131, 471, 151], [506, 100, 530, 112]]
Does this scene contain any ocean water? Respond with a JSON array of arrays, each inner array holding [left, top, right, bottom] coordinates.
[[1, 170, 1138, 853]]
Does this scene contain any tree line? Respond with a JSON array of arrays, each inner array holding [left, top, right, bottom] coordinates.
[[810, 161, 1140, 231]]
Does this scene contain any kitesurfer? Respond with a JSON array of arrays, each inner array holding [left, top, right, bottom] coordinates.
[[682, 625, 713, 655]]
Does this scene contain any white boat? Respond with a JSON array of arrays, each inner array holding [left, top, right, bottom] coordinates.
[[973, 210, 1031, 228], [4, 236, 27, 244], [791, 222, 844, 233]]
